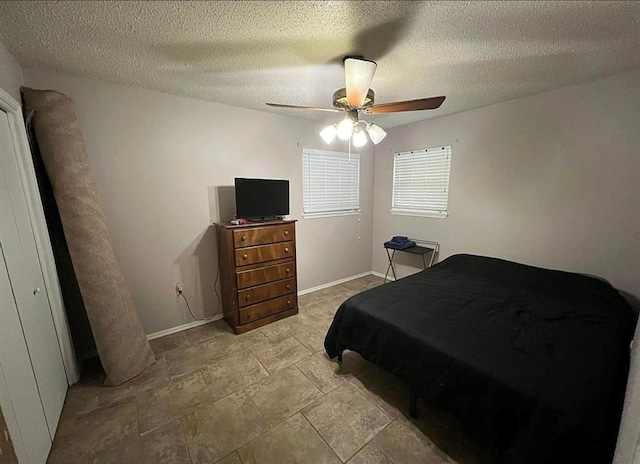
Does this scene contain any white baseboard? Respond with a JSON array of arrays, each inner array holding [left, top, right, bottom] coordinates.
[[297, 271, 374, 296], [147, 313, 224, 341], [147, 270, 381, 340]]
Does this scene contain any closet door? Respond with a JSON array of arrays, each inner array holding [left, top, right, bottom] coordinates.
[[0, 109, 67, 457], [0, 247, 51, 462]]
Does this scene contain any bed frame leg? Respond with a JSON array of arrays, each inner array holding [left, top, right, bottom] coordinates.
[[409, 391, 418, 418], [337, 352, 343, 363]]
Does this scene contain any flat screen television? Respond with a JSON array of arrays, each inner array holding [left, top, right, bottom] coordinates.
[[235, 178, 290, 220]]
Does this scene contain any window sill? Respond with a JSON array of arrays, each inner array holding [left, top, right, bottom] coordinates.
[[302, 210, 361, 220], [390, 209, 448, 219]]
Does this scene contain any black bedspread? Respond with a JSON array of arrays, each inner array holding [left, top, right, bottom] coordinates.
[[325, 254, 635, 464]]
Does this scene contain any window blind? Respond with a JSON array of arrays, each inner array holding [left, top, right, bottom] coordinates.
[[392, 146, 452, 216], [302, 148, 360, 215]]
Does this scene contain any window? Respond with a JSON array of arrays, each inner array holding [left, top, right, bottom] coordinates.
[[302, 148, 360, 218], [391, 145, 452, 218]]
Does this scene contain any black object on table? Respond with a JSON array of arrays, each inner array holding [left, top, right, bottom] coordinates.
[[384, 240, 438, 283]]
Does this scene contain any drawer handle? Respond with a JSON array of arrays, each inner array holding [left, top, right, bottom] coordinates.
[[284, 247, 289, 253], [243, 253, 248, 260], [285, 268, 290, 273], [287, 300, 291, 305], [284, 230, 289, 236], [246, 294, 250, 300], [241, 235, 247, 241], [286, 284, 291, 290]]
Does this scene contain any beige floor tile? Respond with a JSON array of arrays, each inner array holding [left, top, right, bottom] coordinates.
[[303, 382, 391, 461], [313, 300, 344, 320], [163, 337, 220, 378], [149, 332, 188, 354], [49, 398, 138, 462], [58, 383, 101, 421], [137, 370, 213, 434], [347, 443, 393, 464], [297, 295, 319, 306], [215, 452, 243, 464], [249, 336, 311, 373], [237, 413, 341, 464], [138, 420, 191, 464], [338, 280, 369, 293], [359, 275, 385, 285], [165, 330, 266, 378], [290, 322, 328, 353], [201, 349, 269, 401], [297, 308, 333, 326], [296, 351, 369, 394], [183, 319, 234, 344], [258, 315, 303, 342], [182, 390, 268, 464], [48, 279, 485, 464], [48, 433, 139, 464], [99, 357, 171, 406], [349, 364, 410, 419], [373, 420, 449, 464], [245, 365, 322, 427]]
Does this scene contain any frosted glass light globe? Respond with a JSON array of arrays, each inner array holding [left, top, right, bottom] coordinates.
[[366, 123, 387, 144], [352, 127, 368, 147], [336, 118, 355, 140], [319, 125, 337, 144]]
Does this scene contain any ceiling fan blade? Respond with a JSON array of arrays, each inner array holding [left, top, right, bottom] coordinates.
[[367, 96, 446, 114], [345, 58, 377, 107], [266, 103, 342, 113]]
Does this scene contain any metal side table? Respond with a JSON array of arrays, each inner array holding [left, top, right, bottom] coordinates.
[[384, 240, 440, 283]]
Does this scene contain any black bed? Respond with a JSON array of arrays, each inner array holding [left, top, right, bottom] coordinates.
[[324, 254, 635, 464]]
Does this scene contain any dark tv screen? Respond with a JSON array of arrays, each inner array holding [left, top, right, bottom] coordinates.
[[235, 178, 290, 219]]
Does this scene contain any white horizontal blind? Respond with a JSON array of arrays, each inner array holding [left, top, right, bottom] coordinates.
[[392, 146, 452, 215], [302, 148, 360, 214]]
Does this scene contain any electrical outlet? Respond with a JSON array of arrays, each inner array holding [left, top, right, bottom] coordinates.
[[175, 282, 184, 295]]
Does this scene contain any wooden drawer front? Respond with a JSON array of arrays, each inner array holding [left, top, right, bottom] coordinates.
[[235, 241, 294, 266], [239, 294, 297, 325], [237, 262, 295, 289], [233, 224, 294, 248], [238, 278, 296, 308]]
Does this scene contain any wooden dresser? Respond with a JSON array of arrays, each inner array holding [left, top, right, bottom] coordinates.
[[215, 220, 298, 334]]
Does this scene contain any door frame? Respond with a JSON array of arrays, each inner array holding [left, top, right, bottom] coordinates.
[[0, 86, 79, 384]]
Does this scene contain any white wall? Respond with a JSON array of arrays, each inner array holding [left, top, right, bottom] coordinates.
[[372, 70, 640, 300], [23, 69, 374, 335], [0, 41, 23, 101]]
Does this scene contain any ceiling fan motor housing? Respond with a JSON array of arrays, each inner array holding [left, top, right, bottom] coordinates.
[[332, 88, 375, 111]]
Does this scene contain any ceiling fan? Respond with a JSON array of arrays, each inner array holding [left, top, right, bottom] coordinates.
[[266, 57, 446, 147]]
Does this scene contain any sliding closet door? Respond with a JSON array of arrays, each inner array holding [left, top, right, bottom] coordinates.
[[0, 109, 67, 443]]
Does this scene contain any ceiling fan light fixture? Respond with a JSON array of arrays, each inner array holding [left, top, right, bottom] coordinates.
[[336, 117, 355, 140], [366, 123, 387, 145], [352, 126, 368, 147], [319, 124, 337, 144]]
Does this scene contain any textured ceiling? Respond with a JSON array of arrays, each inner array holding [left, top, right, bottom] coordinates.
[[1, 1, 639, 128]]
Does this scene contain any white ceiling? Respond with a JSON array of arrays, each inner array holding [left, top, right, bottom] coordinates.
[[1, 1, 639, 128]]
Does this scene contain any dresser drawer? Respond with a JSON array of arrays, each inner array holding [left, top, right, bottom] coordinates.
[[238, 294, 297, 324], [236, 262, 295, 289], [235, 241, 294, 266], [233, 224, 294, 248], [238, 278, 296, 308]]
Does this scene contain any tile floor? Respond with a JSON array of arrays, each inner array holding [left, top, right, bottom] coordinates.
[[48, 275, 500, 464]]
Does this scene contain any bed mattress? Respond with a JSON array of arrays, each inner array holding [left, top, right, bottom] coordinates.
[[324, 254, 635, 463]]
